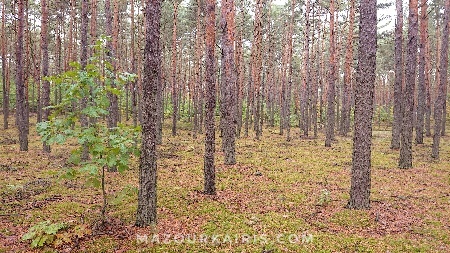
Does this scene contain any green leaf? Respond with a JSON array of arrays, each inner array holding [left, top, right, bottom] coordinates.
[[80, 164, 98, 175], [86, 176, 101, 188], [31, 237, 40, 248], [22, 231, 36, 241]]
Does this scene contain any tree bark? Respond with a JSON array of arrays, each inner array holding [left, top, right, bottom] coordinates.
[[16, 0, 29, 151], [415, 0, 428, 144], [301, 0, 311, 137], [348, 0, 376, 210], [340, 0, 355, 137], [399, 0, 418, 169], [252, 0, 263, 140], [135, 0, 161, 227], [431, 0, 450, 159], [171, 2, 179, 136], [325, 0, 336, 147], [1, 0, 8, 129], [41, 0, 50, 153], [105, 0, 119, 130], [221, 0, 237, 164], [204, 0, 217, 195], [391, 0, 403, 149]]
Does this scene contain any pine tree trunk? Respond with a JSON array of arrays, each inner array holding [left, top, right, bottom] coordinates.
[[79, 0, 90, 161], [235, 12, 244, 137], [252, 0, 263, 140], [221, 0, 237, 164], [41, 0, 50, 153], [204, 0, 217, 195], [171, 2, 179, 136], [391, 0, 403, 149], [340, 0, 355, 137], [399, 0, 418, 169], [415, 0, 428, 144], [424, 20, 432, 137], [325, 0, 336, 147], [105, 0, 119, 130], [301, 0, 311, 137], [193, 0, 203, 139], [348, 0, 376, 210], [1, 0, 8, 130], [431, 0, 450, 159], [284, 0, 295, 142], [16, 0, 28, 151], [135, 0, 161, 227]]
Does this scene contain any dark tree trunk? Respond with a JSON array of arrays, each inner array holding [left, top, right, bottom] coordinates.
[[431, 0, 450, 159], [41, 0, 50, 153], [221, 0, 236, 165], [171, 2, 179, 136], [79, 0, 89, 160], [399, 0, 418, 169], [135, 0, 161, 227], [2, 0, 8, 130], [348, 0, 376, 210], [204, 0, 216, 195], [16, 0, 29, 151], [325, 0, 336, 147], [391, 0, 403, 149]]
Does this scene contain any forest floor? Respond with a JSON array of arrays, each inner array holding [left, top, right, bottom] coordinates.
[[1, 116, 450, 252]]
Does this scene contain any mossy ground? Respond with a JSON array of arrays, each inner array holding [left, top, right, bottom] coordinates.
[[1, 116, 450, 252]]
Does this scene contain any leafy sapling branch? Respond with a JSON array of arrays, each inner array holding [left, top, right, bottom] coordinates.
[[37, 36, 139, 222]]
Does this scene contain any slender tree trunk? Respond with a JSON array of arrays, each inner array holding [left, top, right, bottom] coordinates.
[[340, 0, 355, 137], [105, 0, 119, 130], [113, 0, 120, 122], [301, 0, 311, 137], [311, 4, 319, 138], [424, 21, 432, 137], [415, 0, 428, 144], [221, 0, 237, 164], [348, 0, 376, 210], [285, 0, 295, 142], [171, 2, 179, 136], [16, 0, 28, 151], [131, 0, 138, 128], [80, 0, 89, 160], [252, 0, 263, 140], [193, 0, 203, 139], [135, 0, 161, 227], [399, 0, 418, 169], [279, 27, 288, 136], [204, 0, 216, 195], [325, 0, 336, 147], [235, 11, 244, 137], [41, 0, 50, 153], [431, 0, 450, 159], [1, 0, 8, 129], [391, 0, 403, 149]]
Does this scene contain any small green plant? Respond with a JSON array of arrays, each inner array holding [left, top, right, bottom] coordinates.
[[317, 189, 331, 206], [37, 36, 139, 221], [22, 221, 67, 248]]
